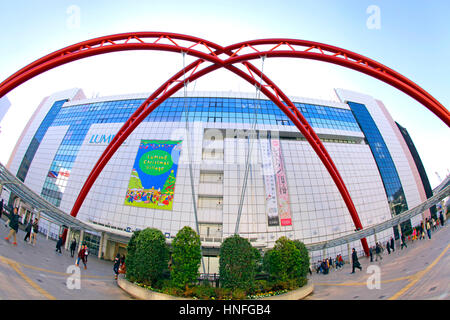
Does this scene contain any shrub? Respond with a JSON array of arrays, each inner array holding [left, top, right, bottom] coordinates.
[[125, 230, 141, 282], [171, 226, 202, 289], [292, 240, 310, 279], [219, 234, 260, 291], [126, 228, 170, 286], [264, 237, 308, 287]]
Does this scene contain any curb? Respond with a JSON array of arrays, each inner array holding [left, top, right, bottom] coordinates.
[[117, 275, 314, 300]]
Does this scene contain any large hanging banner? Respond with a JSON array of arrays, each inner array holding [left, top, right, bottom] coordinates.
[[125, 140, 182, 210], [271, 139, 292, 226], [259, 137, 280, 226]]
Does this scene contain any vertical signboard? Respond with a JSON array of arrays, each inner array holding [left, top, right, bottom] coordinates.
[[259, 136, 280, 226], [271, 139, 292, 226], [125, 140, 182, 211]]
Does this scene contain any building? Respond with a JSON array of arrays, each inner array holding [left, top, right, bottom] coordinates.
[[3, 87, 434, 272]]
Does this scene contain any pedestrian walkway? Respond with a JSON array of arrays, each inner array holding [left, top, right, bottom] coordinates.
[[306, 223, 449, 300], [0, 222, 133, 300]]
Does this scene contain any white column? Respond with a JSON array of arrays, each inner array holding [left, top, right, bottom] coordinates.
[[98, 232, 105, 259], [347, 242, 351, 264], [65, 227, 71, 250]]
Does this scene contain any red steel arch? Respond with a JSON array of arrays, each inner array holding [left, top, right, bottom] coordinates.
[[1, 33, 448, 254]]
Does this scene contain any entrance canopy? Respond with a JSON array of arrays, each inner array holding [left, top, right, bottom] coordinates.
[[0, 162, 95, 231]]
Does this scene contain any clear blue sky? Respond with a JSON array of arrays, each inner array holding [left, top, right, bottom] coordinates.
[[0, 0, 448, 187]]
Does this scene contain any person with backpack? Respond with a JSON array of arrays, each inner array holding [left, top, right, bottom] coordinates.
[[375, 242, 383, 261], [30, 218, 39, 246], [4, 207, 20, 246], [76, 244, 87, 269]]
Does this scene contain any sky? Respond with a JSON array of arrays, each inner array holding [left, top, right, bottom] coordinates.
[[0, 0, 448, 188]]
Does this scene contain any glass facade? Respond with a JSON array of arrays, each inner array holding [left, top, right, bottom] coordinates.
[[22, 96, 361, 206], [348, 102, 411, 237], [16, 100, 67, 182]]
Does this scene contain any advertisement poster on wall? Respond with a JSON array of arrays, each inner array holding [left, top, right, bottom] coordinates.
[[124, 140, 182, 211], [259, 137, 280, 226], [271, 139, 292, 226]]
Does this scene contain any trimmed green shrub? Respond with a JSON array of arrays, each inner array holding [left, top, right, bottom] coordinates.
[[264, 236, 308, 286], [127, 228, 170, 286], [219, 234, 260, 291], [293, 240, 310, 278], [125, 230, 141, 282], [171, 226, 202, 289]]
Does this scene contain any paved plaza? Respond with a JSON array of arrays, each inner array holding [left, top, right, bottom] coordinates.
[[0, 216, 448, 300], [0, 221, 132, 300], [307, 222, 449, 300]]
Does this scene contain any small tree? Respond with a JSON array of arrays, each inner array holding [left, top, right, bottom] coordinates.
[[293, 240, 310, 279], [219, 234, 260, 291], [265, 236, 304, 286], [125, 230, 141, 282], [129, 228, 170, 285], [171, 226, 202, 289]]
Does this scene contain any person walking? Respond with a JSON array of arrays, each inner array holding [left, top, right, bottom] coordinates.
[[55, 235, 63, 254], [375, 243, 383, 261], [30, 218, 39, 246], [113, 253, 121, 280], [369, 246, 373, 262], [70, 238, 77, 257], [426, 220, 432, 239], [84, 245, 89, 264], [439, 212, 445, 227], [400, 233, 408, 249], [0, 199, 3, 219], [4, 207, 20, 246], [76, 244, 87, 269], [390, 237, 395, 252], [386, 241, 391, 254], [351, 248, 362, 273], [412, 228, 417, 241], [23, 219, 32, 243]]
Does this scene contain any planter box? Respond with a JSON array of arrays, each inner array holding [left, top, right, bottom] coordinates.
[[117, 275, 314, 300]]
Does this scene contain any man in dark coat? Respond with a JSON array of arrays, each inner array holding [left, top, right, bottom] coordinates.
[[386, 241, 391, 254], [24, 219, 32, 242], [439, 212, 445, 227], [70, 238, 77, 257], [55, 235, 63, 254], [4, 207, 20, 245], [351, 248, 362, 273], [375, 243, 383, 261], [369, 246, 373, 262], [390, 237, 395, 252]]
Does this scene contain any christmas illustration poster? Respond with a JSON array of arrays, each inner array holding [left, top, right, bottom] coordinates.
[[125, 140, 182, 210]]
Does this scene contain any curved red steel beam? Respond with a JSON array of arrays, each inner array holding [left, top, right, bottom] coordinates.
[[2, 34, 447, 254]]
